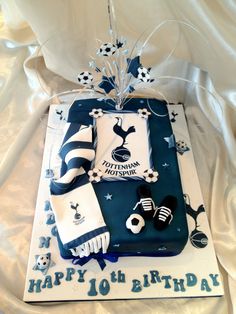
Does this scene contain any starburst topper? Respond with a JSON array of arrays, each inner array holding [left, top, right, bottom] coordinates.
[[76, 0, 156, 110]]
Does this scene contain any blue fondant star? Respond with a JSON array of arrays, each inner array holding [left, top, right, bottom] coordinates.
[[33, 253, 55, 275], [164, 134, 176, 148], [104, 193, 112, 200], [98, 76, 116, 93], [116, 40, 124, 48], [127, 56, 141, 77]]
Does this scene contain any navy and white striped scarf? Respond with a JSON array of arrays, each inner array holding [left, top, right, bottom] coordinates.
[[50, 123, 110, 258]]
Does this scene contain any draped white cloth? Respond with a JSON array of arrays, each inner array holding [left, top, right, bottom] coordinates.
[[0, 0, 235, 313]]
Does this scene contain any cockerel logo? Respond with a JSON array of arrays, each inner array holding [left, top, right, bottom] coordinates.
[[70, 201, 85, 225], [70, 202, 81, 220], [111, 117, 136, 163]]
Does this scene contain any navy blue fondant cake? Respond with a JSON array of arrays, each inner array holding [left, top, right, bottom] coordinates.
[[50, 98, 189, 265]]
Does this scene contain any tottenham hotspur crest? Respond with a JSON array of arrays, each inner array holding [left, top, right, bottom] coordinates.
[[111, 117, 136, 163], [70, 202, 85, 225]]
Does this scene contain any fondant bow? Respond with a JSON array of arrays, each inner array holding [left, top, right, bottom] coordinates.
[[72, 253, 119, 270]]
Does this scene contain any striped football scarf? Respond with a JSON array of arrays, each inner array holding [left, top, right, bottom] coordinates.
[[50, 123, 110, 258]]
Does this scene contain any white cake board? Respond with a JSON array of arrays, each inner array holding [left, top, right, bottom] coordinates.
[[23, 102, 224, 302]]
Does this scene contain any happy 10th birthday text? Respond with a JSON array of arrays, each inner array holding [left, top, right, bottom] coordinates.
[[28, 269, 220, 296]]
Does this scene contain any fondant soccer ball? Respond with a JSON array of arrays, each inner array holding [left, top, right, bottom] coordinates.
[[176, 140, 187, 150], [77, 71, 93, 85], [126, 214, 145, 234], [98, 43, 117, 56], [33, 252, 55, 275], [137, 67, 150, 83], [88, 168, 103, 183], [36, 254, 50, 270], [176, 140, 189, 154]]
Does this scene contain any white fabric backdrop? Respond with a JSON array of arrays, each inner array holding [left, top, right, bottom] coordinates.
[[0, 0, 235, 313]]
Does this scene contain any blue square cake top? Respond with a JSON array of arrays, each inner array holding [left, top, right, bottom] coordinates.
[[57, 98, 188, 258]]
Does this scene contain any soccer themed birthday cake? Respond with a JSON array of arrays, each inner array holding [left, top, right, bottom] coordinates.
[[23, 0, 223, 301], [23, 100, 223, 301]]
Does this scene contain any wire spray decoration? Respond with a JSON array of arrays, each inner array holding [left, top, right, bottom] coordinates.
[[30, 0, 224, 120]]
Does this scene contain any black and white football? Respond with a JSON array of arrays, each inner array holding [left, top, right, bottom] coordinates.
[[98, 43, 117, 57], [176, 140, 187, 150], [126, 213, 145, 234], [36, 254, 50, 269], [137, 66, 150, 83], [77, 71, 93, 85]]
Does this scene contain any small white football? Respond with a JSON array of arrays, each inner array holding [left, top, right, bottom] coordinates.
[[36, 254, 50, 269], [176, 140, 187, 150], [77, 71, 93, 85], [126, 213, 145, 234], [98, 43, 117, 57], [137, 67, 150, 83]]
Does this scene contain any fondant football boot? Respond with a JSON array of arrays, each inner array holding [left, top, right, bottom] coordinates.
[[133, 184, 156, 219], [154, 195, 177, 230]]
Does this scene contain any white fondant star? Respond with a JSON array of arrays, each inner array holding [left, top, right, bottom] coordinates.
[[164, 134, 175, 148], [104, 193, 113, 200], [162, 163, 170, 168]]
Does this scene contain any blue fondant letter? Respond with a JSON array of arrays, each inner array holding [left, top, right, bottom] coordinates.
[[110, 271, 117, 283], [39, 236, 51, 248], [143, 274, 150, 287], [42, 275, 53, 289], [173, 279, 186, 292], [117, 270, 125, 283], [161, 275, 172, 289], [186, 273, 197, 287], [150, 270, 161, 284], [66, 268, 75, 281], [99, 279, 110, 296], [87, 278, 98, 296], [201, 279, 211, 292], [54, 272, 64, 286], [77, 269, 87, 282], [28, 279, 42, 293], [209, 274, 220, 286], [131, 279, 142, 292]]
